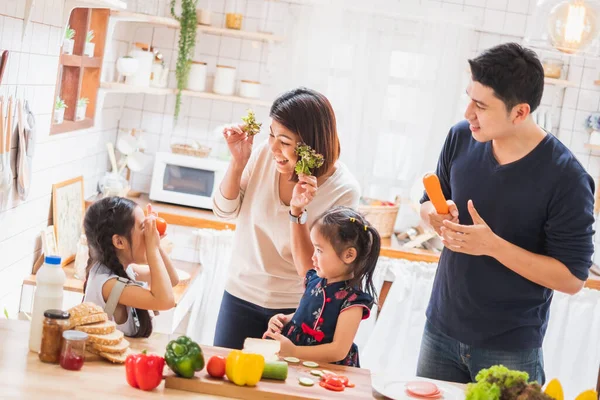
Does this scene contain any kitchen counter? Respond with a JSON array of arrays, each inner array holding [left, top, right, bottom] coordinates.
[[1, 319, 465, 399]]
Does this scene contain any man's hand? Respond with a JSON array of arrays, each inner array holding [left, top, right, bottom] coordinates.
[[440, 200, 499, 256]]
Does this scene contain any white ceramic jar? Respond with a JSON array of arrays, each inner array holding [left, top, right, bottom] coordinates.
[[239, 80, 261, 99], [187, 61, 207, 92], [125, 45, 154, 87], [213, 65, 236, 96]]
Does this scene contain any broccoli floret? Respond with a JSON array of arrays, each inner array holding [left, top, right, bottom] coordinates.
[[241, 109, 261, 136], [295, 143, 324, 176]]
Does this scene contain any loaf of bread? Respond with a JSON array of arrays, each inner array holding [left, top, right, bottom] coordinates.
[[74, 320, 116, 335], [86, 329, 124, 346], [67, 302, 104, 319], [91, 338, 130, 354]]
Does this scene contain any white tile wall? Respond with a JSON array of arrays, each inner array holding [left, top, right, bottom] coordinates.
[[119, 0, 284, 193], [0, 0, 124, 316]]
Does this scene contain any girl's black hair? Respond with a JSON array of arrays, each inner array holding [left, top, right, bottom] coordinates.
[[313, 206, 381, 299], [83, 196, 152, 338]]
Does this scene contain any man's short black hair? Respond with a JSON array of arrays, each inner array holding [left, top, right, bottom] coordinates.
[[468, 42, 544, 113]]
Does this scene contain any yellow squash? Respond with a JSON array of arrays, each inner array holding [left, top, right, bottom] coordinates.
[[225, 350, 265, 387]]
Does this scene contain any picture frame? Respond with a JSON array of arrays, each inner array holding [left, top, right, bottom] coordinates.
[[52, 176, 85, 266]]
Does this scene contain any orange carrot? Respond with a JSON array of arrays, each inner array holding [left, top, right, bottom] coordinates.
[[423, 173, 449, 214]]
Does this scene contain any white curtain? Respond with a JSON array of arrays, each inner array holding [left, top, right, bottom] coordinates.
[[186, 228, 234, 346], [361, 258, 600, 398], [273, 0, 475, 202]]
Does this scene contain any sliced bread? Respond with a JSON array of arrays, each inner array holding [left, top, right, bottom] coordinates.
[[87, 329, 124, 346], [67, 302, 104, 319], [67, 312, 108, 330], [75, 320, 116, 335], [100, 348, 133, 364], [92, 338, 130, 354]]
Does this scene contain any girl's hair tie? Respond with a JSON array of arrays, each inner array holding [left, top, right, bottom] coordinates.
[[349, 217, 355, 222], [364, 225, 368, 231]]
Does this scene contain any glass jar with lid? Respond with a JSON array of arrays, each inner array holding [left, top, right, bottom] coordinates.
[[39, 309, 70, 364], [60, 330, 88, 371]]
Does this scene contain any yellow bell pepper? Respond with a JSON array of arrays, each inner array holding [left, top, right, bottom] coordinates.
[[574, 390, 598, 400], [225, 350, 265, 387], [544, 378, 564, 400]]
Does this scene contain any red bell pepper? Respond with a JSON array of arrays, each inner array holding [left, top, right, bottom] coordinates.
[[125, 350, 165, 391]]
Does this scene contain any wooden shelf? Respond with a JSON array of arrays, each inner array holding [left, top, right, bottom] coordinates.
[[181, 89, 272, 106], [110, 10, 284, 43], [100, 82, 272, 106], [100, 82, 174, 95], [544, 78, 578, 88], [585, 143, 600, 151], [70, 0, 127, 9], [60, 54, 102, 68], [50, 118, 94, 134]]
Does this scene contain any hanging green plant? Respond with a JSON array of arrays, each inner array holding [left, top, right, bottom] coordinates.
[[171, 0, 198, 122]]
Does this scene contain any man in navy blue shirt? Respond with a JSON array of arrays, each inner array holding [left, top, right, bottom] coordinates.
[[417, 43, 595, 384]]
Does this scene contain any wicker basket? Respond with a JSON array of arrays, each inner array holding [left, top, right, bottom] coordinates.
[[358, 197, 400, 238], [171, 143, 211, 158]]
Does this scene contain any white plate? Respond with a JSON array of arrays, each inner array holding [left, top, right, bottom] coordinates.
[[372, 376, 465, 400]]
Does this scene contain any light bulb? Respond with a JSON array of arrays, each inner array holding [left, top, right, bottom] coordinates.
[[547, 0, 599, 53]]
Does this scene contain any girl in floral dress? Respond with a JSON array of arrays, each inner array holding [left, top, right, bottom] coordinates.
[[263, 206, 381, 367]]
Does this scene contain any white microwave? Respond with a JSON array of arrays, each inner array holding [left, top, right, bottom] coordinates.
[[149, 152, 230, 210]]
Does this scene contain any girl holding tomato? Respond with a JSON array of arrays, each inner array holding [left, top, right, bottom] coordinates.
[[82, 196, 179, 337]]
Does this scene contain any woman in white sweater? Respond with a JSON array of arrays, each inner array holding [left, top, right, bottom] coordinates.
[[212, 87, 361, 349]]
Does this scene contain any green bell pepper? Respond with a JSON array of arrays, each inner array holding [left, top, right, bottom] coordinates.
[[164, 336, 205, 378]]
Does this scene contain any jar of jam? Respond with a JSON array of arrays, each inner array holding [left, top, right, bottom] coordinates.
[[59, 330, 88, 371], [39, 309, 70, 364]]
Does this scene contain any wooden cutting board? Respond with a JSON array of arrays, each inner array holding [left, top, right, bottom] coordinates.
[[165, 346, 373, 400]]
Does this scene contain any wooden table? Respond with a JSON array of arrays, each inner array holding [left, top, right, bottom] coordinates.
[[1, 319, 464, 399]]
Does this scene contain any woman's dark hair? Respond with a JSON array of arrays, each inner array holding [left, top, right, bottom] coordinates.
[[468, 42, 544, 114], [270, 87, 340, 178], [83, 196, 152, 338], [313, 206, 381, 299]]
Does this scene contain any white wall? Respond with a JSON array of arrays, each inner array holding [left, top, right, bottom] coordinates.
[[0, 0, 126, 316]]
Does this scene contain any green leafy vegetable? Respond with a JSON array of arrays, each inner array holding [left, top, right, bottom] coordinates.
[[465, 365, 552, 400], [295, 143, 324, 176], [241, 109, 261, 136]]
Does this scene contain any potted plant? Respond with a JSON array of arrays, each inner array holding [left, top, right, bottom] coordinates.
[[76, 97, 89, 121], [84, 30, 95, 57], [63, 25, 75, 55], [54, 96, 67, 124], [585, 113, 600, 145], [171, 0, 197, 121]]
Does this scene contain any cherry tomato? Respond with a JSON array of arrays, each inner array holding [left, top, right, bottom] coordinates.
[[320, 381, 344, 392], [156, 217, 167, 236], [206, 355, 226, 379]]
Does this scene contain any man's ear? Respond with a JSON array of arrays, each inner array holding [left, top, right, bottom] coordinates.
[[343, 247, 357, 264], [112, 234, 127, 250], [511, 102, 531, 124]]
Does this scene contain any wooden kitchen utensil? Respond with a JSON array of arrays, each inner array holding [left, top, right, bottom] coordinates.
[[6, 96, 13, 153], [165, 346, 373, 400], [0, 51, 8, 86]]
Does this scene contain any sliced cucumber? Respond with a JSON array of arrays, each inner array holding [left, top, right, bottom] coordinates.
[[298, 377, 314, 387], [310, 370, 324, 377], [283, 356, 300, 363], [303, 361, 319, 368], [321, 369, 336, 375]]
